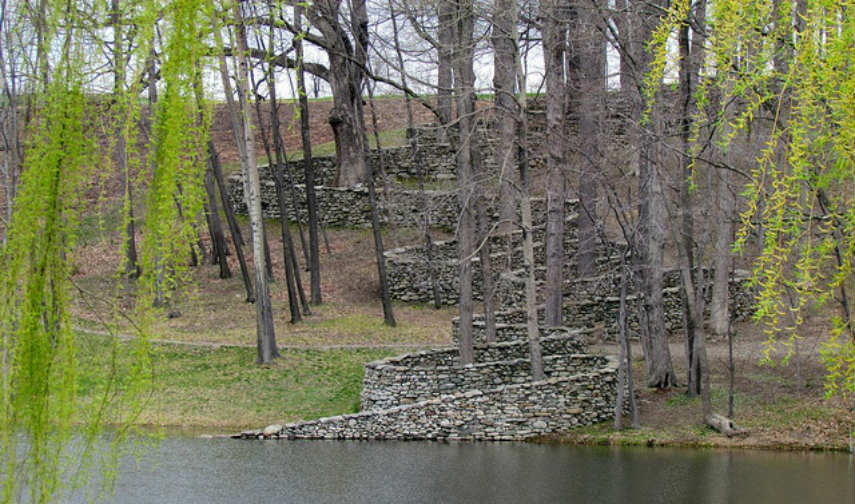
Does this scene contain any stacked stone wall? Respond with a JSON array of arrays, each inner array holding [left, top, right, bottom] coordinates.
[[239, 359, 618, 441], [227, 175, 460, 230], [454, 269, 755, 342]]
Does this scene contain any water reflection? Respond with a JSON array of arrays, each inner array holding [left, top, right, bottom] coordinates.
[[68, 437, 854, 503]]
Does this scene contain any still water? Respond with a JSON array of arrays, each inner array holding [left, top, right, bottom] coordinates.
[[71, 435, 853, 503]]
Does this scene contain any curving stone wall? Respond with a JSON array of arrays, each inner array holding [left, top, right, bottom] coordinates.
[[455, 269, 755, 342], [238, 359, 619, 441], [360, 331, 592, 410], [361, 353, 607, 411]]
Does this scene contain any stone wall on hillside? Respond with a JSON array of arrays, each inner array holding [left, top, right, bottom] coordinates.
[[227, 175, 460, 229], [360, 331, 590, 411], [452, 269, 755, 343], [259, 143, 460, 187], [238, 358, 619, 441], [361, 353, 608, 411]]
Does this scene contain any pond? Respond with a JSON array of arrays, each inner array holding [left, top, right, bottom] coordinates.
[[70, 435, 853, 503]]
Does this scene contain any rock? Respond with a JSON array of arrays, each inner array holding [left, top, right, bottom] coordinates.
[[262, 424, 283, 437]]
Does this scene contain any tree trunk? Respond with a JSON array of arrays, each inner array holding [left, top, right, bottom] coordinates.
[[542, 0, 567, 328], [203, 166, 231, 279], [615, 256, 640, 429], [389, 1, 442, 309], [454, 0, 476, 364], [223, 7, 278, 362], [437, 0, 455, 135], [632, 0, 675, 389], [306, 0, 369, 187], [492, 0, 519, 234], [355, 4, 395, 327], [294, 5, 323, 305], [111, 0, 140, 279], [572, 1, 602, 278], [516, 27, 544, 380], [254, 68, 303, 324]]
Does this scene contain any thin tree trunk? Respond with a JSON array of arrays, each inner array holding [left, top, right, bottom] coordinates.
[[355, 9, 395, 327], [542, 0, 566, 327], [111, 0, 140, 278], [204, 167, 231, 278], [492, 0, 519, 234], [437, 0, 455, 136], [615, 256, 640, 429], [294, 4, 322, 304], [573, 1, 601, 278], [516, 26, 544, 380], [454, 0, 476, 364], [252, 65, 303, 323], [389, 0, 442, 309], [208, 44, 257, 302], [221, 8, 278, 362]]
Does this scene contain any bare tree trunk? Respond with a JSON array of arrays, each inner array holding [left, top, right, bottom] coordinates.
[[492, 0, 519, 234], [389, 1, 442, 309], [615, 256, 640, 429], [204, 167, 231, 278], [542, 0, 567, 327], [632, 0, 675, 389], [211, 139, 254, 302], [573, 1, 602, 278], [437, 0, 455, 135], [206, 45, 257, 303], [253, 68, 303, 323], [710, 171, 732, 340], [454, 0, 476, 364], [355, 3, 395, 327], [294, 4, 322, 305], [223, 7, 278, 362], [516, 28, 544, 380], [111, 0, 140, 279], [474, 136, 496, 343]]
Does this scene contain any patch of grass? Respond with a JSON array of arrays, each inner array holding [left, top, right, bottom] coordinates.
[[75, 333, 397, 430]]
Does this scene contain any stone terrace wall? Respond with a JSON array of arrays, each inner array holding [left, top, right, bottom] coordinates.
[[227, 175, 459, 230], [239, 360, 618, 441], [259, 143, 459, 187], [456, 269, 755, 342], [365, 329, 587, 370], [361, 331, 590, 410], [362, 353, 607, 411]]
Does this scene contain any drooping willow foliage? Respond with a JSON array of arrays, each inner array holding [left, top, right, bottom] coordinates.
[[0, 0, 213, 501], [651, 0, 854, 396]]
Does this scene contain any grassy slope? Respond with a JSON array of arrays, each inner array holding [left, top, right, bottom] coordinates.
[[76, 333, 397, 430]]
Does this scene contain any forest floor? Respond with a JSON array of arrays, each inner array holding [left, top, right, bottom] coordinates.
[[68, 97, 852, 449]]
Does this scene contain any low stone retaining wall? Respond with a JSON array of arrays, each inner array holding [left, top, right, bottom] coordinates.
[[448, 323, 591, 347], [227, 175, 459, 229], [361, 332, 592, 411], [364, 330, 587, 370], [258, 144, 458, 187], [362, 353, 607, 411], [237, 358, 618, 441], [455, 270, 755, 342]]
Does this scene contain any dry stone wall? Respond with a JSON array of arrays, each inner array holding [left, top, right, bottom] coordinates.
[[257, 144, 458, 187], [454, 269, 755, 343], [361, 331, 591, 410], [238, 359, 619, 442], [227, 175, 460, 230]]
